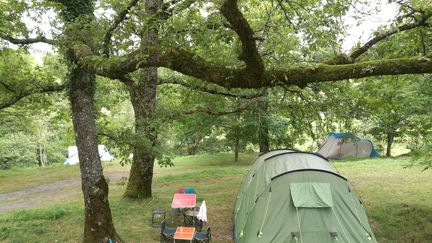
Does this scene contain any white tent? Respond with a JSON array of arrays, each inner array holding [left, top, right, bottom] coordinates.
[[64, 145, 115, 165]]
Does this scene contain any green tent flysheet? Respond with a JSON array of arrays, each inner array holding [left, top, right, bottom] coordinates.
[[233, 149, 376, 243]]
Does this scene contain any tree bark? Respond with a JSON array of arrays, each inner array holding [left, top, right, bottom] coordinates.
[[187, 144, 196, 155], [124, 70, 158, 199], [386, 132, 394, 157], [234, 102, 241, 161], [234, 132, 240, 161], [187, 137, 201, 155], [70, 66, 121, 242], [53, 1, 122, 240], [124, 0, 161, 199], [36, 143, 46, 167], [257, 90, 269, 153]]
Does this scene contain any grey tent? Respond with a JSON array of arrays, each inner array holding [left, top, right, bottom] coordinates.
[[233, 149, 376, 243], [317, 132, 379, 160]]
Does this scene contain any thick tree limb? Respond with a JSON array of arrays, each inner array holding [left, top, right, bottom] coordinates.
[[102, 0, 141, 56], [349, 11, 432, 61], [220, 0, 264, 78], [117, 74, 136, 86], [159, 78, 263, 99], [0, 83, 65, 110], [269, 57, 432, 88], [73, 44, 239, 86], [0, 33, 54, 45], [73, 43, 432, 89]]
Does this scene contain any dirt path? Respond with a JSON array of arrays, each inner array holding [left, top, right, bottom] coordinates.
[[0, 172, 129, 213]]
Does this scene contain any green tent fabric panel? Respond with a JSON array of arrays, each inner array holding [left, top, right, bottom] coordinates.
[[235, 150, 337, 236], [235, 171, 377, 243], [263, 153, 336, 182], [234, 151, 377, 243], [234, 149, 295, 227], [258, 183, 337, 243], [290, 183, 333, 208]]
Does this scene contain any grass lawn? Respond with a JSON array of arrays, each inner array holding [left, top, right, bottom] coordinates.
[[0, 153, 431, 242]]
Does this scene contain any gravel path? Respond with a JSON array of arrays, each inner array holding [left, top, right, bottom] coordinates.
[[0, 173, 129, 213]]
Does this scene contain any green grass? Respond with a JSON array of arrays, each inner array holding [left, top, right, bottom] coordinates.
[[0, 165, 81, 194], [0, 153, 431, 242], [335, 157, 432, 243]]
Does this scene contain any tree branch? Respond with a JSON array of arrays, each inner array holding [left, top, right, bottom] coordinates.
[[159, 78, 263, 99], [102, 0, 141, 57], [0, 83, 66, 110], [349, 11, 432, 61], [276, 0, 297, 29], [0, 33, 54, 45], [97, 131, 133, 146], [73, 42, 432, 89], [220, 0, 264, 78], [270, 56, 432, 88]]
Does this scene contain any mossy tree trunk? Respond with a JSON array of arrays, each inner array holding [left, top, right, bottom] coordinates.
[[124, 68, 158, 199], [54, 0, 122, 241], [70, 67, 121, 242], [124, 0, 161, 199]]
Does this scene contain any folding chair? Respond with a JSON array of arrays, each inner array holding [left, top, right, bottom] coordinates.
[[177, 188, 185, 193], [193, 226, 211, 243], [183, 207, 203, 229], [184, 188, 196, 194], [152, 208, 166, 225], [160, 220, 175, 242]]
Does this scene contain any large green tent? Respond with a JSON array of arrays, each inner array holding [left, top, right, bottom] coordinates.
[[233, 149, 376, 243]]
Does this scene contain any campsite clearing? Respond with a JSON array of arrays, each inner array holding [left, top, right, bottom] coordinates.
[[0, 153, 431, 242]]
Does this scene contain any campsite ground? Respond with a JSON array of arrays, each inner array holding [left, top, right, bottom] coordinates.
[[0, 153, 431, 242]]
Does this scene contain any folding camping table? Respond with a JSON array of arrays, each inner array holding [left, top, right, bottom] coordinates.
[[173, 226, 196, 243], [171, 193, 197, 224], [171, 193, 196, 209]]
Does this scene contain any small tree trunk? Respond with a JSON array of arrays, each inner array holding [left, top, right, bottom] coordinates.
[[386, 132, 394, 157], [187, 138, 200, 155], [233, 102, 241, 162], [70, 67, 121, 242], [234, 134, 240, 162], [187, 144, 195, 155], [36, 144, 42, 167], [257, 89, 269, 153]]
